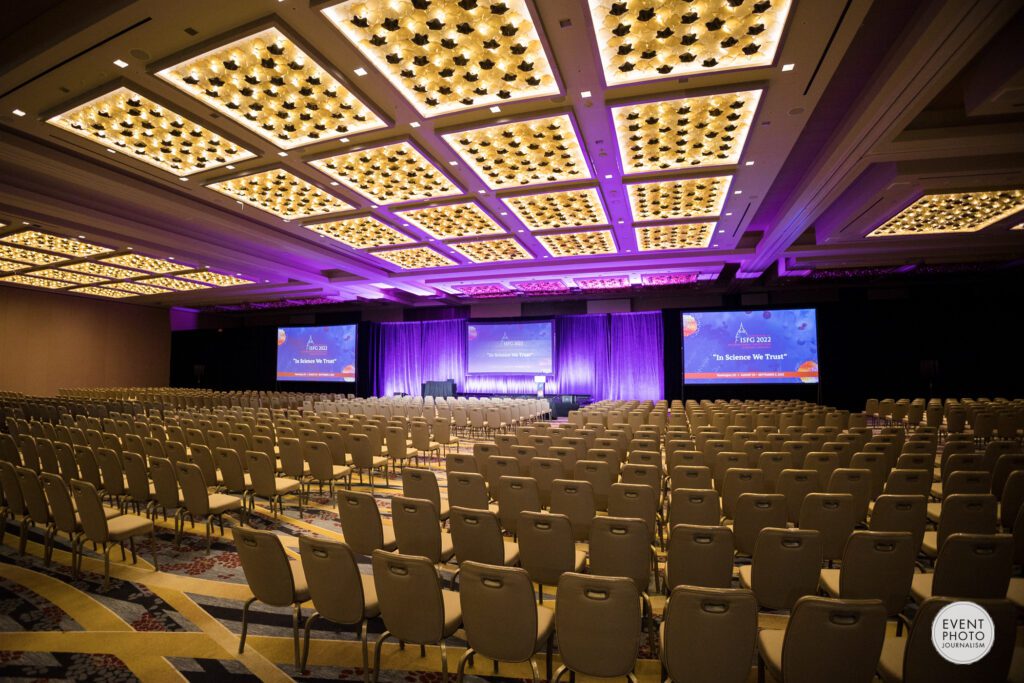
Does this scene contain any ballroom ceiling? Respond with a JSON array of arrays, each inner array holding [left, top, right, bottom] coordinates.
[[0, 0, 1022, 307]]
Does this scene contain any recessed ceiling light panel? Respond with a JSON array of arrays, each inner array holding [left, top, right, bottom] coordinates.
[[443, 113, 590, 189], [63, 261, 150, 280], [98, 254, 188, 273], [587, 0, 793, 86], [504, 187, 608, 230], [305, 216, 413, 249], [28, 269, 109, 285], [322, 0, 560, 117], [395, 202, 504, 239], [179, 271, 255, 287], [207, 168, 353, 219], [156, 27, 386, 149], [535, 229, 617, 257], [310, 141, 460, 205], [627, 175, 731, 221], [611, 90, 761, 174], [449, 237, 533, 262], [369, 245, 456, 269], [71, 286, 135, 298], [0, 274, 71, 289], [136, 277, 212, 291], [867, 189, 1024, 237], [636, 222, 716, 250], [0, 245, 68, 266], [0, 231, 112, 257], [104, 281, 173, 296]]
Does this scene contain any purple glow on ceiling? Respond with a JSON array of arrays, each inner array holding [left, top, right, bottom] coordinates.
[[452, 283, 511, 296], [574, 276, 631, 290], [511, 279, 569, 294], [641, 273, 699, 286]]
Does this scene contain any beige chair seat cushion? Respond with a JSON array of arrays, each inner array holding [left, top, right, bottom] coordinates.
[[757, 628, 785, 681], [440, 533, 455, 562], [738, 564, 752, 589], [819, 567, 841, 597], [921, 531, 938, 557], [441, 588, 463, 636], [381, 526, 397, 551], [327, 465, 351, 480], [910, 572, 933, 603], [536, 604, 554, 647], [370, 456, 388, 469], [290, 559, 311, 602], [877, 635, 906, 682], [1008, 577, 1024, 611], [503, 541, 520, 566], [208, 493, 243, 514], [101, 505, 121, 519], [360, 574, 380, 618], [105, 513, 153, 542], [926, 502, 941, 523], [275, 477, 301, 495]]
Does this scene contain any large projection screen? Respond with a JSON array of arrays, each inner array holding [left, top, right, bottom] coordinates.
[[276, 325, 357, 382], [467, 321, 554, 374], [683, 309, 819, 384]]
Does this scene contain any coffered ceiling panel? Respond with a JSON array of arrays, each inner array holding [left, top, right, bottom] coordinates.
[[627, 175, 731, 222], [0, 274, 71, 289], [503, 187, 608, 230], [322, 0, 560, 117], [535, 229, 617, 257], [370, 245, 457, 269], [206, 168, 353, 219], [304, 216, 414, 249], [395, 202, 504, 239], [449, 237, 533, 262], [155, 26, 386, 149], [0, 231, 113, 258], [636, 222, 716, 250], [97, 254, 190, 274], [867, 189, 1024, 237]]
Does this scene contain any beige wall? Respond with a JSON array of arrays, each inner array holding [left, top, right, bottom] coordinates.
[[0, 286, 170, 396]]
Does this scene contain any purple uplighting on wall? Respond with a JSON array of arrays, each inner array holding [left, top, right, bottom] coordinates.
[[375, 312, 664, 400]]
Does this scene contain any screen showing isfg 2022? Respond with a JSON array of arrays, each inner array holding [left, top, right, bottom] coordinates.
[[276, 325, 356, 382], [467, 321, 554, 374], [682, 309, 819, 384]]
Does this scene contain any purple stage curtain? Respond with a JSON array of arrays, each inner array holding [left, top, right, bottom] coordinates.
[[377, 322, 423, 396], [555, 314, 610, 397], [607, 311, 664, 400], [419, 319, 466, 387]]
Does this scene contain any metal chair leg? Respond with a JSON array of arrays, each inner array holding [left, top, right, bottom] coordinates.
[[440, 641, 448, 683], [360, 619, 370, 683], [456, 647, 475, 683], [372, 631, 391, 683], [292, 603, 302, 669], [238, 596, 257, 653], [301, 610, 320, 673]]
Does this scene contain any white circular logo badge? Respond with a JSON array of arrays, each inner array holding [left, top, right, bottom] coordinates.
[[931, 601, 995, 665]]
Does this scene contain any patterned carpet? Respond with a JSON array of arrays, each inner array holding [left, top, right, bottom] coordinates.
[[0, 434, 790, 682]]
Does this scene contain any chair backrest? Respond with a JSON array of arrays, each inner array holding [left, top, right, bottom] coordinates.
[[449, 506, 508, 566], [17, 434, 40, 472], [798, 493, 857, 562], [401, 468, 442, 511], [838, 530, 915, 616], [40, 472, 76, 534], [733, 493, 788, 556], [758, 451, 793, 492], [16, 466, 50, 525], [588, 516, 651, 592], [148, 456, 180, 510], [750, 528, 823, 610], [94, 447, 125, 497], [550, 479, 596, 542], [667, 524, 734, 590], [932, 532, 1012, 599], [485, 455, 519, 495], [721, 468, 765, 519], [298, 535, 365, 625], [517, 511, 578, 586], [671, 465, 712, 491], [883, 468, 932, 497], [445, 452, 477, 474], [869, 494, 928, 554], [849, 452, 887, 499], [529, 457, 563, 508], [661, 586, 757, 683], [607, 482, 657, 540], [555, 573, 640, 678], [231, 527, 298, 606], [336, 490, 387, 555], [496, 476, 541, 534], [827, 468, 872, 522], [215, 447, 248, 494], [69, 479, 109, 543], [371, 549, 446, 644], [781, 596, 887, 683], [1001, 469, 1024, 530], [901, 597, 1015, 682], [391, 496, 444, 563], [278, 437, 305, 479], [712, 452, 746, 492], [447, 472, 490, 510], [935, 493, 997, 550], [459, 561, 542, 663], [573, 459, 615, 511], [175, 461, 211, 516], [122, 451, 151, 504], [669, 488, 721, 527]]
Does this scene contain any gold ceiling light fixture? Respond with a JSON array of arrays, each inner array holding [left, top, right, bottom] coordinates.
[[98, 253, 189, 273], [304, 216, 413, 249], [443, 113, 591, 189], [321, 0, 560, 117], [504, 187, 608, 230], [395, 201, 504, 239], [0, 245, 68, 266], [0, 231, 113, 257], [207, 168, 353, 219], [369, 245, 456, 269], [535, 229, 617, 257], [179, 271, 255, 287], [103, 281, 174, 296], [611, 89, 761, 174], [27, 269, 109, 285], [46, 87, 255, 176], [135, 277, 212, 291], [0, 258, 27, 272], [310, 141, 461, 205], [63, 261, 150, 280], [70, 286, 136, 298], [0, 274, 70, 289], [155, 26, 386, 149], [867, 189, 1024, 237], [449, 236, 532, 262], [636, 222, 715, 250], [627, 175, 731, 221], [587, 0, 793, 86]]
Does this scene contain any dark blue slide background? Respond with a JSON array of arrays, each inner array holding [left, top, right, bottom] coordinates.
[[683, 309, 819, 384], [276, 325, 357, 382], [467, 321, 553, 374]]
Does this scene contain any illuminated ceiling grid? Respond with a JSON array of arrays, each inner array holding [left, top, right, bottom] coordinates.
[[28, 269, 109, 285], [636, 222, 716, 250], [611, 90, 762, 174], [63, 261, 150, 280], [0, 245, 68, 266], [322, 0, 560, 117], [627, 175, 731, 221], [304, 216, 413, 249], [449, 237, 533, 262], [587, 0, 793, 86], [867, 189, 1024, 237], [504, 187, 608, 230], [310, 141, 461, 205], [98, 254, 189, 274], [179, 271, 255, 286], [0, 274, 70, 289], [104, 281, 174, 296], [370, 246, 457, 269], [0, 259, 27, 272], [46, 87, 255, 176], [206, 169, 353, 220], [0, 231, 112, 258], [396, 202, 505, 239], [136, 277, 212, 291], [442, 114, 590, 189], [156, 27, 385, 149], [70, 286, 136, 298], [536, 229, 617, 257]]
